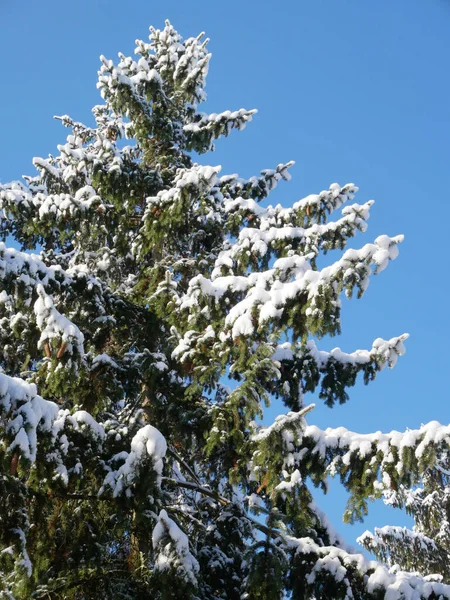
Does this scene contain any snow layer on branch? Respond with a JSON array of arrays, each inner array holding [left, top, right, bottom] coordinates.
[[145, 164, 221, 210], [98, 52, 163, 98], [223, 184, 361, 233], [254, 411, 450, 484], [275, 468, 302, 492], [38, 186, 104, 219], [0, 240, 105, 323], [252, 407, 314, 443], [295, 182, 357, 213], [0, 242, 108, 351], [286, 534, 450, 599], [32, 157, 60, 180], [0, 365, 109, 471], [302, 420, 450, 464], [0, 242, 68, 288], [100, 424, 167, 497], [183, 108, 257, 134], [100, 20, 212, 110], [222, 181, 358, 230], [0, 372, 106, 467], [69, 410, 105, 440], [220, 161, 294, 201], [182, 233, 403, 339], [152, 508, 199, 585], [273, 334, 409, 370], [148, 20, 211, 102], [358, 526, 438, 556], [0, 373, 59, 462], [0, 180, 106, 221], [231, 202, 372, 257], [34, 284, 85, 357]]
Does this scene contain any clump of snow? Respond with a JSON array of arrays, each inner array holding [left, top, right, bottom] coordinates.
[[0, 372, 59, 462], [152, 509, 199, 585], [34, 284, 85, 358], [100, 424, 167, 497], [276, 468, 302, 492]]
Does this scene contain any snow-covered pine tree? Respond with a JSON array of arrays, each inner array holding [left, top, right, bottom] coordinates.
[[0, 20, 449, 599], [359, 448, 450, 583]]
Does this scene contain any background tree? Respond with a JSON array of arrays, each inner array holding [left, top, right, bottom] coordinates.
[[0, 20, 449, 599], [359, 448, 450, 582]]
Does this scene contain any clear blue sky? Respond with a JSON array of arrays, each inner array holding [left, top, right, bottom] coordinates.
[[1, 0, 450, 548]]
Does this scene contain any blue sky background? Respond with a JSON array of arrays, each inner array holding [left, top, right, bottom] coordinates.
[[1, 0, 450, 549]]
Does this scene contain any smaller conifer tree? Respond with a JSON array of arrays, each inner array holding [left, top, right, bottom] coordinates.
[[360, 450, 450, 581]]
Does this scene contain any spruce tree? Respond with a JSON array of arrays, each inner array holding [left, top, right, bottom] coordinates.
[[359, 449, 450, 582], [0, 20, 449, 599]]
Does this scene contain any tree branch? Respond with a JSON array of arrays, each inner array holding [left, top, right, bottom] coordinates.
[[162, 477, 229, 506]]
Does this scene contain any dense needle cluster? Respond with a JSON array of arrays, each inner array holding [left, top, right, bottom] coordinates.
[[0, 21, 449, 599]]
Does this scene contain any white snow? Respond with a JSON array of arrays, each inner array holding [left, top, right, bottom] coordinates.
[[34, 284, 85, 357], [152, 509, 199, 585], [100, 424, 167, 497], [0, 372, 59, 462]]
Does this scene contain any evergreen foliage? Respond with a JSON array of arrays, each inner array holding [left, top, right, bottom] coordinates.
[[359, 449, 450, 583], [0, 20, 449, 599]]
